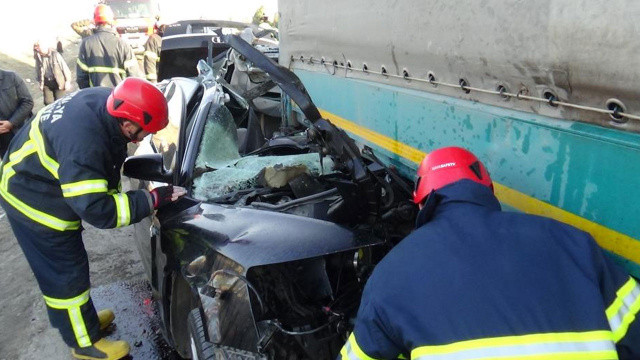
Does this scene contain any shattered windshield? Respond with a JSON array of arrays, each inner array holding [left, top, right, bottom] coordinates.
[[191, 100, 334, 201], [193, 153, 334, 200]]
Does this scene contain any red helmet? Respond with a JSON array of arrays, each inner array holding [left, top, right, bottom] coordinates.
[[107, 78, 168, 133], [413, 146, 493, 204], [94, 4, 115, 25]]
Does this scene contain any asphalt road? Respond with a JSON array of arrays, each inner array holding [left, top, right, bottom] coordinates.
[[0, 30, 180, 360]]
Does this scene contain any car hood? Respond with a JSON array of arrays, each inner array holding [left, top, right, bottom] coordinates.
[[171, 202, 384, 269]]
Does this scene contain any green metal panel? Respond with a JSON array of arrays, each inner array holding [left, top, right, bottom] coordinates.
[[295, 70, 640, 276]]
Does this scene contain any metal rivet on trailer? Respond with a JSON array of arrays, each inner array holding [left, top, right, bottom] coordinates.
[[496, 84, 509, 101], [606, 98, 628, 123], [543, 90, 559, 107], [427, 71, 437, 87], [459, 78, 471, 94]]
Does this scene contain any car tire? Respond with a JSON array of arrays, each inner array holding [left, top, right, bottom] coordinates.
[[187, 308, 215, 360]]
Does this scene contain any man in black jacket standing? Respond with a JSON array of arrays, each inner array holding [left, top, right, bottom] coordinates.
[[0, 69, 34, 158], [76, 4, 142, 88]]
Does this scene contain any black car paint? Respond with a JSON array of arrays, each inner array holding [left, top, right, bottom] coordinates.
[[125, 35, 414, 358]]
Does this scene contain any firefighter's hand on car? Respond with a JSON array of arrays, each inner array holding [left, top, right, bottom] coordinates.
[[150, 186, 186, 209], [0, 120, 13, 134]]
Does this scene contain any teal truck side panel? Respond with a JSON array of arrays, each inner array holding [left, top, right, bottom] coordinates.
[[295, 70, 640, 277]]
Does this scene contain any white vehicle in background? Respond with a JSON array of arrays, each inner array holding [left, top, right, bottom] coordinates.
[[106, 0, 160, 55]]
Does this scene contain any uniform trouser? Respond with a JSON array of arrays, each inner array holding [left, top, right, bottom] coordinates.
[[43, 85, 65, 105], [6, 215, 101, 348]]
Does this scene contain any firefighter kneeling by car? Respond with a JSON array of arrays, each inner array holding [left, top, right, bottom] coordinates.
[[0, 78, 186, 360], [339, 146, 640, 360]]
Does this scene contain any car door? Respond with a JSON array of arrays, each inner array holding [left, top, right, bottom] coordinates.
[[130, 79, 189, 290]]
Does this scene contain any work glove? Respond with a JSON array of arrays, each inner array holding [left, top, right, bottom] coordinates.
[[150, 185, 186, 209]]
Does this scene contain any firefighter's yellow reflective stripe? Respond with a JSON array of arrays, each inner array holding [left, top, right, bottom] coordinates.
[[410, 331, 616, 360], [146, 73, 158, 80], [76, 58, 126, 76], [29, 113, 59, 179], [76, 58, 89, 71], [69, 307, 92, 347], [61, 179, 109, 197], [43, 290, 90, 309], [340, 333, 381, 360], [43, 290, 92, 347], [1, 139, 36, 189], [606, 277, 640, 342], [144, 51, 158, 60], [0, 185, 81, 231], [112, 193, 131, 227], [124, 58, 138, 69], [0, 141, 80, 231]]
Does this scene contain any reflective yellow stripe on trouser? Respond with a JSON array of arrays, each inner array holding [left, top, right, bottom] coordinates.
[[411, 331, 618, 360], [0, 114, 81, 231], [607, 276, 640, 342], [340, 333, 381, 360], [43, 290, 92, 347], [113, 193, 131, 227], [61, 179, 108, 197]]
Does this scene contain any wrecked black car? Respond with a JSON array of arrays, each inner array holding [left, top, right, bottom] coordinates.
[[124, 33, 416, 359]]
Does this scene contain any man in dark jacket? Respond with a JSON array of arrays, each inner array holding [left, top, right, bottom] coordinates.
[[0, 78, 185, 359], [340, 146, 640, 360], [0, 69, 34, 158], [76, 4, 142, 88]]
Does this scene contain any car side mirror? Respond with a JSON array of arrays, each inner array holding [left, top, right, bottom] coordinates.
[[124, 154, 173, 183]]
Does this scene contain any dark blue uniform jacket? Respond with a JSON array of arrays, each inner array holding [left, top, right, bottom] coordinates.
[[0, 88, 152, 232], [340, 180, 640, 360]]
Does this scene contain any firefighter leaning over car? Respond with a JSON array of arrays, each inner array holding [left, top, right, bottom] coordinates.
[[143, 20, 165, 83], [0, 78, 186, 360], [339, 146, 640, 360], [76, 4, 142, 89]]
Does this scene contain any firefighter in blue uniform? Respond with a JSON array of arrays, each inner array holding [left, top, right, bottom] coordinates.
[[76, 4, 142, 89], [340, 146, 640, 360], [0, 78, 185, 360]]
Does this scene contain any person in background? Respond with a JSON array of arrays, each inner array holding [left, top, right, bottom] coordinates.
[[34, 39, 73, 105], [0, 69, 34, 158], [76, 4, 142, 88], [340, 146, 640, 360], [143, 20, 165, 83]]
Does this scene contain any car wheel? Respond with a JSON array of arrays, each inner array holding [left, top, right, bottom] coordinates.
[[187, 308, 215, 360]]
